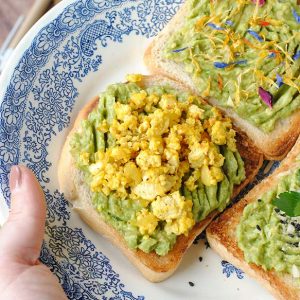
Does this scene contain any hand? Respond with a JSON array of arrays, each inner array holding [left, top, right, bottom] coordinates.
[[0, 165, 67, 300]]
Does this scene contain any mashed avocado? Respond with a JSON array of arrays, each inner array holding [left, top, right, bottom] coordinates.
[[237, 169, 300, 282], [165, 0, 300, 132], [71, 76, 245, 256]]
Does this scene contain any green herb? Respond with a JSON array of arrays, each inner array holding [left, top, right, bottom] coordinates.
[[272, 191, 300, 217]]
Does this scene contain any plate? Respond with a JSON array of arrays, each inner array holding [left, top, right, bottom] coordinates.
[[0, 1, 277, 299]]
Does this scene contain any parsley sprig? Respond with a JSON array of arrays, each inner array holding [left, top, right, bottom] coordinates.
[[272, 191, 300, 217]]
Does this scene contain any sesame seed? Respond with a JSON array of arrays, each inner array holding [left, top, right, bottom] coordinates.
[[189, 281, 195, 287], [274, 208, 280, 213], [256, 225, 261, 231], [199, 257, 203, 262]]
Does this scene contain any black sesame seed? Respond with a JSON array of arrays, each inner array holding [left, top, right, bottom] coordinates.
[[295, 224, 300, 231], [256, 225, 261, 231], [258, 199, 262, 202], [280, 220, 287, 224], [274, 208, 280, 213], [288, 234, 294, 238], [199, 257, 203, 262], [189, 281, 195, 287], [293, 242, 298, 247]]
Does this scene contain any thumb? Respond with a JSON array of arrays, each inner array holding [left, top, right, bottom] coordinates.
[[0, 165, 46, 265]]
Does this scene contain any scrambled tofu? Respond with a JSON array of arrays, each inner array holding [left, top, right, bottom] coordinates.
[[87, 74, 237, 238], [152, 191, 195, 235], [134, 209, 158, 236]]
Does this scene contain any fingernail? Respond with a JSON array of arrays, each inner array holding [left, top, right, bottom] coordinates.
[[10, 165, 22, 191]]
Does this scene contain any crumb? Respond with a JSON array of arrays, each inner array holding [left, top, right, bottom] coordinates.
[[188, 281, 195, 287]]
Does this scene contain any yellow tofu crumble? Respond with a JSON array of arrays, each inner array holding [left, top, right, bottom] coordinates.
[[87, 75, 237, 236]]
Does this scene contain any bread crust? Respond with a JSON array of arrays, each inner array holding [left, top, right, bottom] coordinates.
[[58, 75, 263, 282], [144, 2, 300, 160], [206, 138, 300, 300]]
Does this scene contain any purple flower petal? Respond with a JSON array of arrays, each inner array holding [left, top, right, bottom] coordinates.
[[214, 62, 230, 68], [276, 74, 283, 88], [225, 20, 234, 26], [214, 60, 247, 69], [172, 47, 188, 53], [292, 9, 300, 24], [259, 87, 273, 108], [247, 30, 263, 42], [207, 23, 225, 30], [292, 50, 300, 60], [252, 0, 266, 6]]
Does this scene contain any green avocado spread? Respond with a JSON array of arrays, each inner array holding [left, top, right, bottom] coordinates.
[[237, 168, 300, 282], [70, 78, 245, 256], [164, 0, 300, 132]]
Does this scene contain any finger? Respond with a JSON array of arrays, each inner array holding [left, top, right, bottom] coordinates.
[[0, 165, 46, 265]]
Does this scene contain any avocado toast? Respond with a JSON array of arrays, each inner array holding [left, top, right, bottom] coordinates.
[[145, 0, 300, 160], [207, 138, 300, 300], [58, 74, 263, 282]]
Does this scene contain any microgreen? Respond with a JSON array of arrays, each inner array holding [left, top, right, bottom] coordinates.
[[272, 191, 300, 217]]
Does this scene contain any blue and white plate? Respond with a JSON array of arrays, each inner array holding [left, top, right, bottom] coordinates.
[[0, 1, 277, 299]]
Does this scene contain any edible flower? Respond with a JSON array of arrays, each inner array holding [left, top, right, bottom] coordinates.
[[293, 51, 300, 61], [225, 20, 234, 26], [247, 29, 263, 42], [276, 74, 283, 88], [251, 0, 266, 6], [258, 87, 273, 109], [258, 20, 270, 27], [214, 60, 247, 69], [292, 9, 300, 24], [206, 23, 225, 31], [172, 47, 188, 53], [268, 52, 276, 58]]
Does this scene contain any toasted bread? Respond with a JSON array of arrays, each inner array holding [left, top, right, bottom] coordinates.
[[144, 1, 300, 160], [206, 138, 300, 300], [58, 75, 263, 282]]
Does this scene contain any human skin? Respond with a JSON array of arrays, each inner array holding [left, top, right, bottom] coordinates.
[[0, 165, 67, 300]]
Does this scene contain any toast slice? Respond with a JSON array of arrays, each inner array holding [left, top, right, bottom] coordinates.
[[144, 1, 300, 160], [206, 138, 300, 300], [58, 75, 263, 282]]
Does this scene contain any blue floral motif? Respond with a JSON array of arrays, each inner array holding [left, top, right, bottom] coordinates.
[[221, 260, 245, 279], [232, 160, 280, 205], [0, 0, 185, 298]]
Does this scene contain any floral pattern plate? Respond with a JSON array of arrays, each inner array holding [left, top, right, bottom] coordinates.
[[0, 0, 276, 299]]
